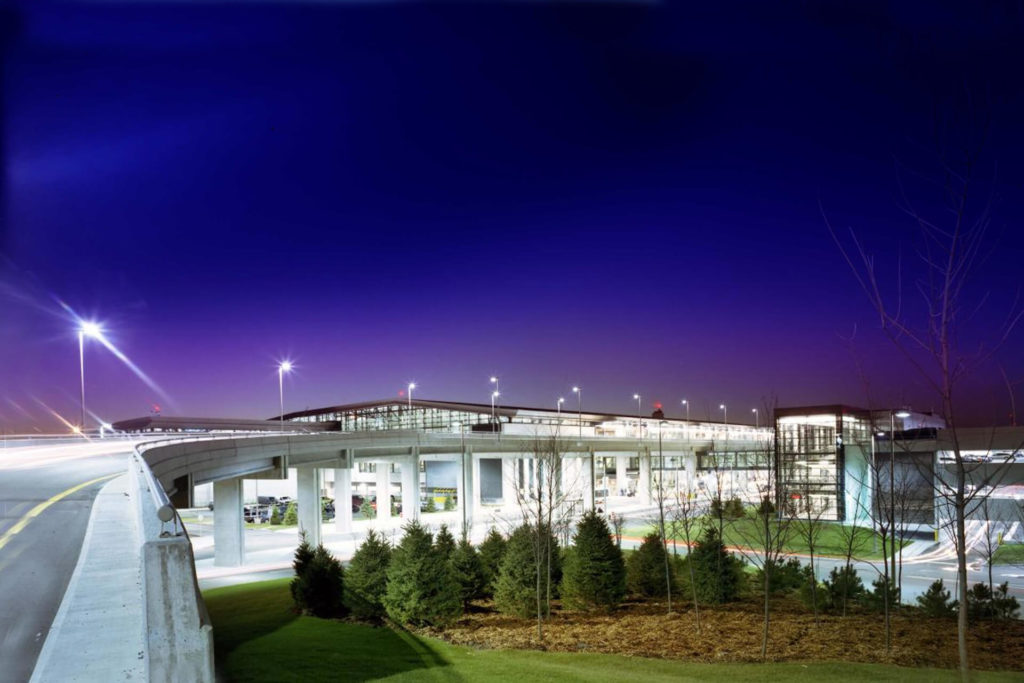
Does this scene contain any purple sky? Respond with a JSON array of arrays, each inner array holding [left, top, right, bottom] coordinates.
[[2, 2, 1023, 432]]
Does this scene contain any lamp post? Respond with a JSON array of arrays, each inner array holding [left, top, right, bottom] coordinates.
[[752, 408, 759, 428], [278, 361, 292, 431], [77, 321, 103, 432], [888, 408, 911, 581], [557, 397, 564, 420], [491, 390, 499, 427], [681, 399, 689, 422], [572, 386, 582, 439], [407, 382, 415, 409], [719, 403, 727, 426], [634, 393, 642, 439]]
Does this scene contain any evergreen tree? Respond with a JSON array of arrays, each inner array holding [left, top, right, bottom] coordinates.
[[627, 532, 676, 598], [292, 545, 345, 618], [478, 527, 507, 597], [451, 537, 487, 610], [916, 579, 957, 618], [289, 533, 315, 604], [383, 521, 462, 627], [863, 575, 900, 613], [444, 495, 456, 511], [562, 510, 626, 611], [359, 500, 374, 520], [270, 504, 282, 525], [435, 524, 457, 561], [344, 529, 392, 620], [689, 526, 744, 604], [424, 496, 438, 513], [494, 524, 561, 618], [823, 564, 865, 615], [283, 501, 298, 525]]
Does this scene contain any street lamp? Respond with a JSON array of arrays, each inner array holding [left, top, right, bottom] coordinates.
[[634, 393, 642, 438], [719, 403, 727, 430], [887, 408, 911, 579], [557, 397, 565, 420], [681, 399, 689, 422], [491, 390, 500, 427], [77, 321, 103, 432], [752, 408, 759, 428], [572, 386, 582, 438], [278, 361, 293, 431], [407, 382, 416, 409]]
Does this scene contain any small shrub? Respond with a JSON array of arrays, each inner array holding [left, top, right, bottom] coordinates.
[[443, 495, 456, 511], [798, 564, 828, 612], [862, 575, 900, 613], [478, 527, 507, 597], [916, 579, 956, 618], [344, 530, 392, 620], [359, 500, 375, 519], [424, 496, 438, 513], [269, 505, 282, 525], [562, 510, 626, 611], [966, 582, 1020, 620], [754, 557, 804, 595], [823, 564, 864, 614], [627, 532, 676, 598]]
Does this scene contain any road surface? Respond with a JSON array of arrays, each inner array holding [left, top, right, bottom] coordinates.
[[0, 441, 132, 682]]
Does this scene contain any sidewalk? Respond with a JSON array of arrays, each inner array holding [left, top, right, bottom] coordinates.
[[31, 475, 146, 683]]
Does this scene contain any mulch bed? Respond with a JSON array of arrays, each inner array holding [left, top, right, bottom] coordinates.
[[428, 598, 1024, 671]]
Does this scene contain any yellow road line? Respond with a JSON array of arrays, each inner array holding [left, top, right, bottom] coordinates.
[[0, 473, 119, 552]]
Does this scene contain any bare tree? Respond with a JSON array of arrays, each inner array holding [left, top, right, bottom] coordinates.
[[511, 434, 576, 641], [731, 424, 792, 660], [791, 467, 828, 627], [607, 511, 625, 549], [671, 485, 704, 633], [827, 116, 1023, 679]]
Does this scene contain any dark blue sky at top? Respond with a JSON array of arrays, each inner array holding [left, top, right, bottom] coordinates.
[[1, 1, 1023, 431]]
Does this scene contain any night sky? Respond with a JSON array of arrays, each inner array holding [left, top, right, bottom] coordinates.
[[2, 2, 1023, 432]]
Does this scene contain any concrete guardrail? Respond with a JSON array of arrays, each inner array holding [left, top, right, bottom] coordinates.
[[128, 450, 214, 682]]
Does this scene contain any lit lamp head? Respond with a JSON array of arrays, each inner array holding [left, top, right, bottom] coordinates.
[[492, 391, 500, 398], [408, 382, 416, 391], [279, 361, 293, 373], [633, 393, 640, 400], [894, 410, 911, 419], [719, 404, 726, 410], [490, 376, 498, 384], [572, 386, 579, 393], [80, 321, 103, 339]]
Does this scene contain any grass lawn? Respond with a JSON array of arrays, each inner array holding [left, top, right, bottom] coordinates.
[[203, 579, 1016, 683], [992, 543, 1024, 565], [626, 520, 908, 561]]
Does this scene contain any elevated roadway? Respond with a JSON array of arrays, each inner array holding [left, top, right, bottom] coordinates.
[[0, 440, 136, 682]]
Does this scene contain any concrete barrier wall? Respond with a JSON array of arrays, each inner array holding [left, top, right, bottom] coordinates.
[[129, 454, 215, 683]]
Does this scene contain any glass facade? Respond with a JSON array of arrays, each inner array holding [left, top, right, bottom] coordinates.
[[775, 409, 872, 522]]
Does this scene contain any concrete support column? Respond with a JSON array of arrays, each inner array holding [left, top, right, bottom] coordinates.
[[213, 478, 244, 567], [615, 456, 627, 495], [582, 450, 595, 512], [297, 467, 322, 548], [457, 451, 475, 534], [638, 449, 651, 505], [334, 462, 354, 534], [502, 457, 516, 509], [685, 451, 696, 491], [376, 463, 391, 520], [401, 450, 420, 521]]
